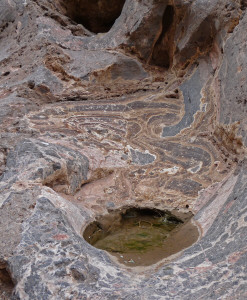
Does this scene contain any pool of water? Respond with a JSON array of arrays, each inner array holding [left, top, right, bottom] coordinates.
[[83, 207, 199, 266]]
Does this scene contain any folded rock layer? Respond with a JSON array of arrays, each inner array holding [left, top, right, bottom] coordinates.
[[0, 0, 246, 299]]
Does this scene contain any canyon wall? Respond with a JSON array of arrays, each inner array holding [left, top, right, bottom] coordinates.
[[0, 0, 246, 299]]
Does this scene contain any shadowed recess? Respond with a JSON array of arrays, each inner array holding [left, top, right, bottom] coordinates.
[[151, 5, 175, 68], [61, 0, 126, 33], [0, 266, 15, 299]]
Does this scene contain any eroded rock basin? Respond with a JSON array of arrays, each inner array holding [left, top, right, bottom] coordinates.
[[83, 207, 200, 267]]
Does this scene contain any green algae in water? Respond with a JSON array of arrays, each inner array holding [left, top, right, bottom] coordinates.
[[83, 207, 199, 266], [94, 222, 176, 253]]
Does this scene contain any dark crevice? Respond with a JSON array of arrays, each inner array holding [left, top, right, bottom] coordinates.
[[240, 0, 247, 10], [151, 5, 175, 68], [0, 266, 15, 299], [60, 0, 126, 33], [2, 71, 10, 76], [160, 6, 175, 38]]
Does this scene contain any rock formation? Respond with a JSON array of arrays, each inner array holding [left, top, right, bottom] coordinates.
[[0, 0, 246, 299]]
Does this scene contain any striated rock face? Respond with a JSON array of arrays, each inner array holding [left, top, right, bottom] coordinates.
[[0, 0, 246, 299]]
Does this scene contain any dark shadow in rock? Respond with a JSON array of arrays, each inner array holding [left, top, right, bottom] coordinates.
[[151, 5, 175, 68], [0, 265, 15, 299], [240, 0, 247, 10], [61, 0, 126, 33]]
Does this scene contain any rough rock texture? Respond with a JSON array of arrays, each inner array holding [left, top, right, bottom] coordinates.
[[0, 0, 246, 299]]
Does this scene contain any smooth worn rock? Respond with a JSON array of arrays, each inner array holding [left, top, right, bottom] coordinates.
[[0, 0, 246, 299]]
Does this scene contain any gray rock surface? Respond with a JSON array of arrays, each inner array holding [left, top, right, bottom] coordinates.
[[0, 0, 17, 28], [0, 0, 246, 299]]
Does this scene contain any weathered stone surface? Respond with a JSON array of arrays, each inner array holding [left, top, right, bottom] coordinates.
[[219, 10, 247, 146], [0, 0, 17, 28], [0, 0, 246, 299], [0, 138, 89, 194]]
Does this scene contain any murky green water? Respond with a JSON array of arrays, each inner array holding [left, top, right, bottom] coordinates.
[[83, 207, 199, 266]]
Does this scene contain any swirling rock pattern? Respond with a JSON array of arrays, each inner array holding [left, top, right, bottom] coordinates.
[[26, 72, 228, 210], [0, 0, 246, 299]]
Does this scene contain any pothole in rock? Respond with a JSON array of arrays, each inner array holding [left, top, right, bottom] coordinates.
[[83, 207, 200, 267], [61, 0, 126, 33]]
